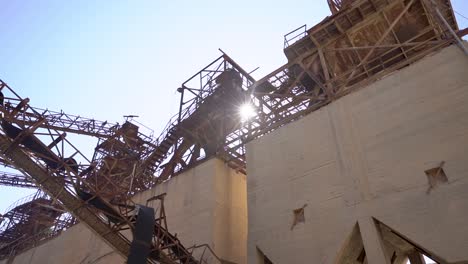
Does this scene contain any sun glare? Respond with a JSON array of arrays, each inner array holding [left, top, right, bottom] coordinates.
[[239, 103, 256, 122]]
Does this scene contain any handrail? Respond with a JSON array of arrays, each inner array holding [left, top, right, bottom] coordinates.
[[284, 24, 307, 48]]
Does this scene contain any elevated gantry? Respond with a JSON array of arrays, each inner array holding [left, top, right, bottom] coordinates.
[[0, 0, 466, 262], [0, 81, 220, 263]]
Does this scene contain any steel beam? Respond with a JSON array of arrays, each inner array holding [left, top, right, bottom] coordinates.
[[0, 134, 132, 260]]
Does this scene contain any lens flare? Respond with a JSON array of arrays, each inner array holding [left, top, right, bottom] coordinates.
[[239, 103, 256, 122]]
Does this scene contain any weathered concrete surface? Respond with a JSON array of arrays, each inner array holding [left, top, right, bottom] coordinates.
[[134, 158, 248, 264], [0, 223, 122, 264], [247, 45, 468, 263], [1, 42, 465, 264], [1, 158, 247, 264]]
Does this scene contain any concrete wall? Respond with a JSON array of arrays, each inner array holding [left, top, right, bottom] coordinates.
[[1, 158, 247, 264], [134, 158, 248, 264], [1, 42, 466, 264], [247, 45, 468, 264], [0, 223, 122, 264]]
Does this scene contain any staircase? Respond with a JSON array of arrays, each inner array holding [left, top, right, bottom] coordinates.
[[143, 128, 179, 177], [135, 116, 182, 185]]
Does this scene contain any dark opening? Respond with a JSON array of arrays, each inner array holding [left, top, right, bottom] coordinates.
[[425, 164, 448, 192]]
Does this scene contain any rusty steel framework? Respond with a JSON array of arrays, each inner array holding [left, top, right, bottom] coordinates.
[[0, 190, 76, 258], [0, 171, 35, 189], [0, 0, 466, 262], [174, 0, 465, 179], [328, 0, 356, 14], [148, 55, 255, 179], [0, 79, 163, 197], [0, 81, 223, 263]]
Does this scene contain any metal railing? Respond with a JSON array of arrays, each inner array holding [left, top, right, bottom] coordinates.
[[284, 24, 307, 48]]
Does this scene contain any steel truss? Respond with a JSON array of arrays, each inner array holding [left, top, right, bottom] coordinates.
[[0, 190, 76, 258], [161, 0, 465, 180], [0, 80, 125, 139], [328, 0, 355, 14], [0, 0, 466, 262], [0, 171, 35, 189], [2, 0, 463, 192], [0, 85, 220, 263]]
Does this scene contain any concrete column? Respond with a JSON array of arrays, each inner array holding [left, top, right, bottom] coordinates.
[[358, 217, 391, 264], [408, 251, 426, 264], [393, 254, 409, 264]]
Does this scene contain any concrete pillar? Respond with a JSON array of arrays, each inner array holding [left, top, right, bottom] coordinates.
[[408, 251, 426, 264], [393, 254, 409, 264], [358, 217, 391, 264]]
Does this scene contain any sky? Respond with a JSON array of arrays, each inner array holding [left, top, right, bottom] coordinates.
[[0, 0, 467, 213]]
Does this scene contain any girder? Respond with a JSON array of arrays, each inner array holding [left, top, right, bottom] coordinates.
[[0, 80, 120, 139], [0, 171, 35, 189], [0, 0, 465, 261], [0, 85, 219, 263]]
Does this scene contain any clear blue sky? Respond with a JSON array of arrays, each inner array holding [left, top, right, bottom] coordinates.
[[0, 0, 467, 213]]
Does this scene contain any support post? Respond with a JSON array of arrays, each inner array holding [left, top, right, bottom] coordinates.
[[358, 217, 391, 264], [408, 251, 426, 264]]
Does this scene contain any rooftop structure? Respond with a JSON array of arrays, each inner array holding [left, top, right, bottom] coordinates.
[[0, 0, 466, 263]]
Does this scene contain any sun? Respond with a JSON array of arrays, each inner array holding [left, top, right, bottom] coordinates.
[[239, 102, 256, 122]]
